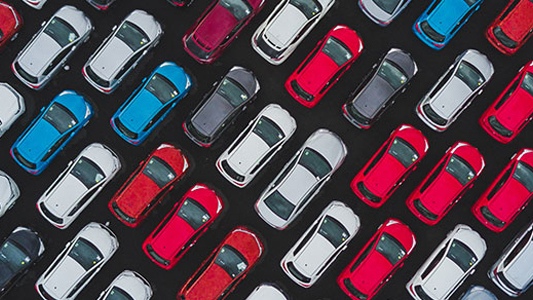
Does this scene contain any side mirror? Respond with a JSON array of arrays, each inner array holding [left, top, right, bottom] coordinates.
[[112, 25, 118, 31], [41, 21, 46, 27]]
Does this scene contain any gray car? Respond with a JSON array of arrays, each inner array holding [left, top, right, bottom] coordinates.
[[416, 49, 494, 132], [12, 5, 92, 90], [0, 83, 25, 138], [359, 0, 412, 26], [459, 285, 498, 300], [82, 10, 163, 94], [183, 66, 260, 147], [343, 48, 417, 129]]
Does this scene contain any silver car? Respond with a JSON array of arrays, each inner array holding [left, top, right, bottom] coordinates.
[[0, 83, 25, 138], [489, 220, 533, 297], [83, 10, 163, 94], [12, 6, 93, 90], [280, 201, 359, 288], [358, 0, 412, 26], [97, 270, 152, 300], [0, 170, 19, 218], [251, 0, 335, 65], [36, 143, 121, 229], [246, 283, 290, 300], [22, 0, 48, 9], [459, 285, 498, 300], [406, 224, 487, 300], [255, 128, 347, 229], [216, 104, 297, 188], [35, 222, 119, 300], [416, 49, 494, 132]]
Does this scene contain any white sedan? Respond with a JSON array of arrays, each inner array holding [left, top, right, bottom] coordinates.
[[97, 270, 152, 300], [0, 170, 19, 218], [0, 83, 25, 138]]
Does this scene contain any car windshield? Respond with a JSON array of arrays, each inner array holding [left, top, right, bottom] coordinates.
[[215, 245, 248, 279], [289, 0, 321, 19], [447, 240, 477, 272], [445, 155, 475, 186], [493, 26, 517, 49], [322, 37, 353, 66], [177, 198, 211, 230], [0, 241, 30, 274], [142, 157, 177, 188], [388, 138, 419, 168], [253, 117, 285, 147], [463, 0, 477, 5], [44, 17, 79, 47], [318, 216, 350, 248], [44, 103, 78, 134], [145, 74, 179, 104], [67, 237, 103, 271], [219, 0, 252, 21], [0, 29, 3, 40], [378, 60, 408, 89], [521, 73, 533, 96], [116, 21, 150, 52], [455, 61, 485, 91], [217, 78, 249, 108], [264, 191, 295, 220], [70, 157, 106, 189], [372, 0, 401, 14], [513, 162, 533, 192], [104, 287, 133, 300], [299, 148, 332, 179], [376, 232, 406, 265], [420, 21, 445, 43]]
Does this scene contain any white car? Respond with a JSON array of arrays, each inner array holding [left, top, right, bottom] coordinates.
[[97, 270, 152, 300], [251, 0, 335, 65], [0, 170, 19, 218], [0, 83, 25, 138], [406, 224, 487, 300], [246, 283, 290, 300], [83, 10, 163, 94], [35, 222, 119, 300], [416, 49, 494, 132], [280, 200, 359, 288], [358, 0, 412, 26], [37, 143, 121, 229], [22, 0, 47, 9], [216, 104, 297, 188]]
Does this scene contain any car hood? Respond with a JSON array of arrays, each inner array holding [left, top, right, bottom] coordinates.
[[43, 257, 86, 299], [353, 75, 395, 119], [293, 234, 336, 278], [17, 120, 60, 162], [115, 174, 160, 218], [150, 215, 195, 260], [19, 34, 62, 76], [193, 5, 238, 51], [227, 133, 270, 175], [278, 165, 317, 206], [90, 38, 134, 81], [423, 258, 465, 299], [118, 90, 164, 133], [505, 242, 533, 289], [43, 175, 87, 218], [430, 77, 472, 119], [495, 88, 533, 132], [191, 95, 234, 137], [419, 172, 464, 215], [350, 251, 392, 295], [264, 5, 307, 48], [364, 154, 406, 197], [297, 52, 339, 95]]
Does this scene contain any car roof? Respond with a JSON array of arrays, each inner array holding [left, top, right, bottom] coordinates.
[[426, 0, 479, 35], [497, 0, 533, 42]]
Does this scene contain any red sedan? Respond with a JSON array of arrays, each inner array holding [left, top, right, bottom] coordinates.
[[177, 226, 264, 299], [406, 142, 485, 225], [142, 183, 224, 270], [0, 1, 22, 50], [108, 143, 189, 227], [337, 218, 416, 300], [285, 25, 364, 108], [480, 61, 533, 143], [486, 0, 533, 55], [350, 124, 429, 208], [472, 148, 533, 233], [183, 0, 266, 64]]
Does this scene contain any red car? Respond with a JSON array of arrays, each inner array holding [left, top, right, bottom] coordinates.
[[479, 61, 533, 143], [142, 183, 224, 270], [337, 218, 416, 300], [406, 142, 485, 225], [486, 0, 533, 55], [285, 25, 364, 108], [177, 226, 264, 299], [350, 124, 429, 208], [167, 0, 192, 6], [108, 143, 189, 227], [472, 148, 533, 233], [182, 0, 266, 64], [0, 1, 22, 50]]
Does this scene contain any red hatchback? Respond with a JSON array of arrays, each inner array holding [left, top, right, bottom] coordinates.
[[0, 1, 22, 50], [108, 143, 189, 227], [142, 184, 224, 270], [337, 218, 416, 300], [406, 142, 485, 225], [177, 226, 264, 299], [351, 124, 429, 208], [285, 25, 364, 108], [486, 0, 533, 55], [472, 148, 533, 233], [183, 0, 266, 64], [480, 61, 533, 143]]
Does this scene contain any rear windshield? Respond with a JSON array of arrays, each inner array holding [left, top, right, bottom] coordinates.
[[322, 37, 353, 66], [44, 17, 79, 47], [116, 21, 149, 52], [264, 191, 294, 220], [420, 21, 445, 43]]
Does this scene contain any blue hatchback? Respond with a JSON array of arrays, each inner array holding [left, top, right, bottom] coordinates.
[[110, 61, 192, 145], [413, 0, 483, 50], [10, 90, 93, 175]]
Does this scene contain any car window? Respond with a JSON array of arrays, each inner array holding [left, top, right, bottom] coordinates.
[[114, 50, 143, 81], [44, 17, 79, 48], [0, 241, 30, 274], [70, 157, 106, 189], [44, 103, 78, 134], [322, 37, 353, 66], [253, 116, 285, 147], [216, 78, 249, 108], [41, 134, 69, 163], [289, 0, 322, 19], [0, 29, 3, 40], [421, 247, 445, 279], [376, 232, 406, 265], [445, 155, 475, 186], [513, 162, 533, 192], [142, 157, 177, 188], [455, 61, 485, 91], [318, 216, 350, 248], [299, 148, 332, 179], [116, 21, 150, 52], [67, 237, 103, 271], [145, 74, 179, 104], [215, 245, 248, 278], [446, 239, 477, 272], [388, 138, 419, 168], [177, 198, 211, 230], [104, 287, 133, 300], [219, 0, 252, 21], [463, 0, 478, 6], [420, 21, 445, 43], [43, 46, 72, 76], [372, 0, 402, 14], [263, 191, 295, 220], [521, 73, 533, 96], [492, 26, 518, 49], [378, 60, 408, 90]]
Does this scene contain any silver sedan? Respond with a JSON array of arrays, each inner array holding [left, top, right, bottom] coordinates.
[[97, 270, 152, 300]]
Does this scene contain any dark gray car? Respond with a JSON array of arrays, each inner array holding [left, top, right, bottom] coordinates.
[[342, 48, 417, 129], [183, 66, 260, 147]]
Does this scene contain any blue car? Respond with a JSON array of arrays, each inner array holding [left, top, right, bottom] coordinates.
[[110, 61, 192, 145], [10, 90, 93, 175], [413, 0, 483, 49]]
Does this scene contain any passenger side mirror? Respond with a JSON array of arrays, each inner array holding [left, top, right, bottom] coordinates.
[[41, 21, 46, 27], [112, 25, 118, 31]]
